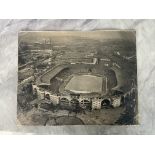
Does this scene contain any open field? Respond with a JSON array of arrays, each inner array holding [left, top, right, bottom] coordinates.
[[65, 74, 104, 94], [17, 106, 125, 125]]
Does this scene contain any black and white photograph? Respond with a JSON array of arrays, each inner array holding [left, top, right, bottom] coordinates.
[[17, 30, 138, 125], [1, 0, 155, 154]]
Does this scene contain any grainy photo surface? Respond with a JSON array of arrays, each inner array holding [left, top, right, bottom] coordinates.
[[18, 30, 138, 125]]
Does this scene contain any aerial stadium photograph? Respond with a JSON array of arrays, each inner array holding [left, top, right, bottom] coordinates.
[[17, 30, 138, 125]]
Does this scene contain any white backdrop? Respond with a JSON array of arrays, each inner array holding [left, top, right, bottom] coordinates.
[[0, 19, 154, 134]]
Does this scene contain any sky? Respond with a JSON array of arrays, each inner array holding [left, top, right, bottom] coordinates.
[[19, 30, 136, 43]]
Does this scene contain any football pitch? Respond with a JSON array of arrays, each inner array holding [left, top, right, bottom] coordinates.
[[65, 74, 106, 94]]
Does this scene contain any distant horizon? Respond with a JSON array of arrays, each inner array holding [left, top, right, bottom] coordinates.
[[19, 30, 136, 44]]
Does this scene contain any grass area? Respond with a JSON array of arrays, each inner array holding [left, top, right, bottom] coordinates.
[[65, 74, 103, 94], [17, 105, 125, 125]]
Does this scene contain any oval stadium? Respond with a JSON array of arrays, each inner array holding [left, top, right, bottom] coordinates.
[[33, 58, 125, 110]]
